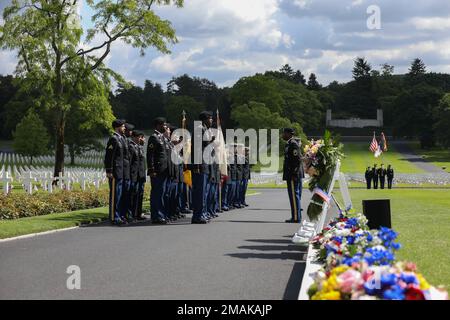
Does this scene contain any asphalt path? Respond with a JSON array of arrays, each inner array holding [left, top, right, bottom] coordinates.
[[0, 188, 337, 300]]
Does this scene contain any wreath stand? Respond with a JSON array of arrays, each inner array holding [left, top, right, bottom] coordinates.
[[292, 160, 353, 300]]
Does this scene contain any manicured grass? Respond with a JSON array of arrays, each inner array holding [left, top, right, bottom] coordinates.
[[340, 142, 424, 174], [410, 142, 450, 173], [0, 206, 110, 239], [334, 188, 450, 289]]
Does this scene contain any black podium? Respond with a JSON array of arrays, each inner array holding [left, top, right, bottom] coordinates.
[[362, 199, 391, 229]]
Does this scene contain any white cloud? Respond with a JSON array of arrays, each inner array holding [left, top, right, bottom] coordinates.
[[410, 16, 450, 31]]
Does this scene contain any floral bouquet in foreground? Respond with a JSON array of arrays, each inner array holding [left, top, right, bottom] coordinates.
[[312, 213, 401, 271], [308, 261, 448, 300], [304, 131, 344, 221]]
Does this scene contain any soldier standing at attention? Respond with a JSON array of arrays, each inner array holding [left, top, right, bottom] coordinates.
[[379, 164, 387, 189], [372, 164, 379, 189], [128, 129, 143, 222], [365, 166, 372, 189], [387, 164, 394, 189], [147, 117, 170, 224], [282, 128, 304, 223], [240, 147, 251, 207], [104, 119, 127, 225], [121, 123, 134, 223], [135, 131, 147, 220], [190, 111, 214, 224]]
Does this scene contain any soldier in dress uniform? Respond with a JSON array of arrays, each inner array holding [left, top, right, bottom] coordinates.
[[122, 123, 134, 222], [379, 164, 387, 189], [240, 147, 251, 207], [135, 130, 147, 220], [282, 128, 304, 223], [128, 129, 146, 221], [221, 147, 234, 211], [372, 164, 379, 189], [104, 119, 127, 225], [189, 111, 215, 224], [234, 145, 244, 209], [387, 164, 394, 189], [147, 117, 170, 224], [365, 166, 372, 189]]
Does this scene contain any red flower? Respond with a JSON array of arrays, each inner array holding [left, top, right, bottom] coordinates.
[[405, 285, 425, 300], [404, 262, 417, 272]]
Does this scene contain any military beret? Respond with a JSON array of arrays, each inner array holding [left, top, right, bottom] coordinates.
[[112, 119, 126, 128], [283, 128, 295, 135], [153, 117, 166, 126], [125, 123, 135, 131], [199, 111, 213, 121]]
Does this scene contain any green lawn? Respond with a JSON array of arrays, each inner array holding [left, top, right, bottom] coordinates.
[[340, 142, 424, 174], [410, 142, 450, 173], [334, 188, 450, 289]]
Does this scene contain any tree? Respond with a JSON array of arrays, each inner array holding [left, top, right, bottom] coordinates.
[[231, 74, 284, 114], [352, 57, 372, 80], [408, 58, 427, 77], [165, 95, 204, 128], [0, 0, 183, 178], [381, 63, 394, 77], [292, 70, 306, 85], [307, 73, 321, 90], [392, 84, 443, 147], [13, 109, 49, 164], [434, 93, 450, 148]]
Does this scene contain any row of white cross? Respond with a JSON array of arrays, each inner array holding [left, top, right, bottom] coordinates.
[[0, 151, 104, 167], [0, 166, 108, 195]]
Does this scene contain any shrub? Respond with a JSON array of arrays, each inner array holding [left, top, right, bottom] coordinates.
[[0, 189, 109, 220]]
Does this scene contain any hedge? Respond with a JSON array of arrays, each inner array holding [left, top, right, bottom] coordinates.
[[0, 189, 109, 220]]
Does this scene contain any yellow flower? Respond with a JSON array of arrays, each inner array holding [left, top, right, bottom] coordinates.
[[321, 291, 341, 300], [416, 273, 431, 290], [304, 145, 310, 153]]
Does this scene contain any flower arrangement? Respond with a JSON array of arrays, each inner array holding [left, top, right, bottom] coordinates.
[[307, 211, 448, 300], [308, 261, 448, 300], [304, 131, 344, 221]]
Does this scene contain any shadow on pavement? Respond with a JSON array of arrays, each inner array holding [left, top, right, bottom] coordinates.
[[283, 262, 306, 300]]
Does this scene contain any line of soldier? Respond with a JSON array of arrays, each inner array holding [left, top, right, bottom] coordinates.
[[105, 111, 251, 226], [364, 164, 394, 189], [104, 120, 147, 225]]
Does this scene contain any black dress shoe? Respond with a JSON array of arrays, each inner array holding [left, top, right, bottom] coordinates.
[[181, 209, 193, 214], [244, 203, 249, 207], [191, 218, 207, 224], [152, 219, 167, 225], [285, 219, 300, 223], [136, 216, 147, 221]]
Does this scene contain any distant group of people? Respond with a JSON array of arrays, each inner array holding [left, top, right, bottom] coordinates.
[[104, 111, 252, 226], [364, 164, 394, 189]]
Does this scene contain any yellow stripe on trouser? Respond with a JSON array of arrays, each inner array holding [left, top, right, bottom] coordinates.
[[111, 178, 115, 222], [291, 179, 297, 221]]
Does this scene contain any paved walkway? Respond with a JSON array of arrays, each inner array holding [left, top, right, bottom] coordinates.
[[393, 142, 443, 173], [0, 188, 338, 300]]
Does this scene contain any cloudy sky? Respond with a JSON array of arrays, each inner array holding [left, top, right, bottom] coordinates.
[[1, 0, 450, 89]]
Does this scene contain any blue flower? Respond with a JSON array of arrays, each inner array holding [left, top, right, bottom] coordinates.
[[366, 233, 373, 242], [346, 236, 355, 245], [400, 273, 419, 285], [381, 273, 397, 287], [383, 286, 405, 300]]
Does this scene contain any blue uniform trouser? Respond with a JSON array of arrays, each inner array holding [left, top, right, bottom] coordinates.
[[222, 182, 230, 208], [227, 181, 236, 208], [192, 172, 208, 220], [233, 179, 241, 206], [121, 179, 131, 219], [136, 179, 145, 217], [207, 182, 218, 215], [109, 177, 123, 222], [287, 178, 302, 222], [177, 182, 184, 212], [150, 173, 168, 221], [167, 180, 178, 218], [240, 178, 248, 205], [129, 180, 139, 218]]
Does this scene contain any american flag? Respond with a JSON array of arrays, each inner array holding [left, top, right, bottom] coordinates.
[[370, 133, 379, 153]]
